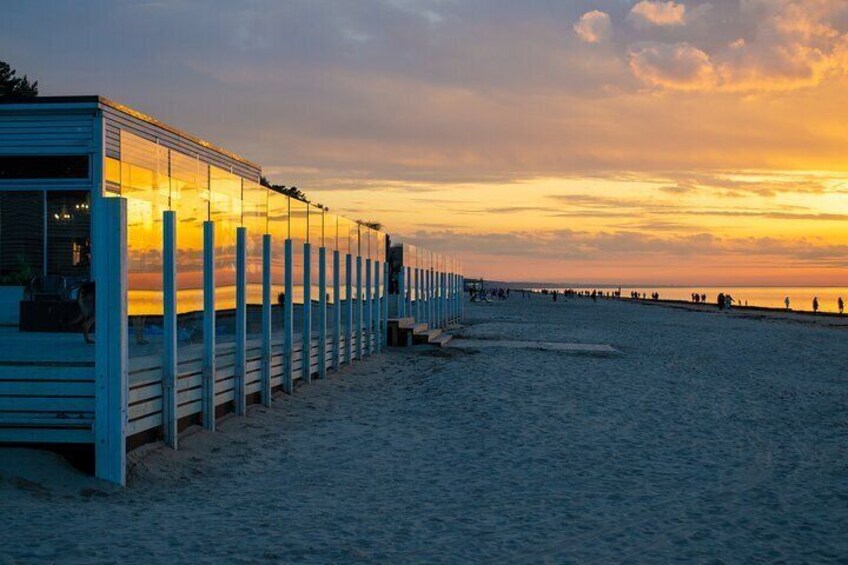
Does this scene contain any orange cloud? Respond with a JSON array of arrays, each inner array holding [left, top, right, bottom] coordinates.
[[628, 42, 716, 90], [574, 10, 611, 44], [628, 1, 686, 28]]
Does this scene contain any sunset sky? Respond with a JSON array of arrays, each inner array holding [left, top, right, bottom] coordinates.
[[3, 0, 847, 285]]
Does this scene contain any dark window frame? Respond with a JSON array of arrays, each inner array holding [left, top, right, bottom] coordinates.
[[0, 155, 90, 180]]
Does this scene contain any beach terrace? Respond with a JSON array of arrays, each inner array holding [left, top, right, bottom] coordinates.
[[0, 97, 464, 485]]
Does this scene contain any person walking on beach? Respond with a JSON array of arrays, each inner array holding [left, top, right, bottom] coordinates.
[[812, 296, 819, 313], [839, 296, 844, 315], [717, 292, 725, 310], [784, 296, 790, 310]]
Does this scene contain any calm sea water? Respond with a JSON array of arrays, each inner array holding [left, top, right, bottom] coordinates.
[[542, 287, 847, 314]]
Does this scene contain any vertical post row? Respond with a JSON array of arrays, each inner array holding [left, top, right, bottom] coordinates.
[[261, 234, 272, 407], [283, 239, 294, 394], [332, 250, 341, 370], [374, 260, 381, 354], [234, 227, 247, 416], [162, 210, 177, 449], [202, 220, 216, 430], [94, 197, 128, 485], [398, 264, 406, 318], [302, 242, 312, 384], [365, 258, 372, 356], [345, 253, 353, 364], [383, 262, 390, 347], [318, 246, 327, 379], [356, 255, 363, 359]]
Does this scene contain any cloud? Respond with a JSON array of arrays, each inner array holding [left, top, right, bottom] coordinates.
[[628, 1, 686, 28], [627, 0, 848, 92], [402, 228, 848, 267], [628, 42, 717, 90], [574, 10, 612, 44]]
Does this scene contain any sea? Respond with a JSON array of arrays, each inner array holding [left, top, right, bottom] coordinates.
[[539, 287, 847, 314]]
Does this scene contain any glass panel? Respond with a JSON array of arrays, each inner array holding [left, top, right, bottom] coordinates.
[[0, 191, 44, 283], [323, 213, 337, 305], [308, 206, 323, 304], [242, 179, 266, 307], [170, 151, 208, 351], [267, 191, 288, 339], [289, 199, 307, 305], [209, 166, 241, 343], [121, 131, 169, 356], [46, 191, 91, 282]]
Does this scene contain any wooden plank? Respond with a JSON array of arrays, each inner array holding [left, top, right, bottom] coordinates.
[[0, 365, 94, 381], [127, 412, 162, 436], [0, 428, 94, 444], [128, 381, 162, 404], [0, 411, 93, 422], [0, 381, 94, 396], [0, 416, 93, 426], [0, 396, 94, 412]]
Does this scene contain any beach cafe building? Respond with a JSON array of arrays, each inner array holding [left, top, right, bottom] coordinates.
[[0, 96, 464, 484]]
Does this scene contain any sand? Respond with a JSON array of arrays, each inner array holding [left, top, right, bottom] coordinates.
[[1, 295, 847, 562]]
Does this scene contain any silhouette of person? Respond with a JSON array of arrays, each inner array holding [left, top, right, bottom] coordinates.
[[784, 296, 790, 310], [812, 296, 819, 313], [838, 296, 844, 315]]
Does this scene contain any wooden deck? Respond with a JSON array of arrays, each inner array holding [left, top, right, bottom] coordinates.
[[0, 326, 375, 445]]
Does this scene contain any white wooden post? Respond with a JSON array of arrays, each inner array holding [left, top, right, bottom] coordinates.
[[397, 263, 406, 318], [430, 268, 435, 327], [382, 261, 389, 346], [302, 242, 312, 383], [415, 267, 422, 323], [283, 239, 294, 393], [162, 210, 177, 449], [374, 260, 381, 354], [332, 250, 341, 370], [202, 220, 216, 430], [261, 234, 272, 407], [460, 276, 465, 319], [449, 273, 455, 323], [94, 196, 128, 485], [356, 254, 363, 359], [365, 257, 372, 356], [406, 266, 412, 318], [234, 227, 247, 416], [441, 272, 447, 328], [318, 246, 327, 378], [345, 253, 353, 364]]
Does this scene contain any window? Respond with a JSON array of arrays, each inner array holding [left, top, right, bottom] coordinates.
[[0, 191, 44, 284], [0, 155, 89, 179]]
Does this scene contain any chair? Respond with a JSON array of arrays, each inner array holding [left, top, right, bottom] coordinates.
[[26, 275, 68, 302]]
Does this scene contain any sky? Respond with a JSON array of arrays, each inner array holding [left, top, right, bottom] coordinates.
[[2, 0, 847, 285]]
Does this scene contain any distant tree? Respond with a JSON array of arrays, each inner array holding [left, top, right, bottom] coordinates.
[[260, 176, 330, 211], [260, 176, 308, 202], [0, 60, 38, 99]]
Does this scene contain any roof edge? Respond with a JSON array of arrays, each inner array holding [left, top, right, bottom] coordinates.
[[0, 96, 261, 171]]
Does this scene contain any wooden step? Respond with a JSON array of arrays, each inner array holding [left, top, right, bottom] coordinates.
[[430, 334, 453, 347], [388, 317, 415, 329], [411, 323, 429, 335]]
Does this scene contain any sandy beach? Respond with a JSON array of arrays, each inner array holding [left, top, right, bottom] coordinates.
[[2, 295, 847, 563]]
